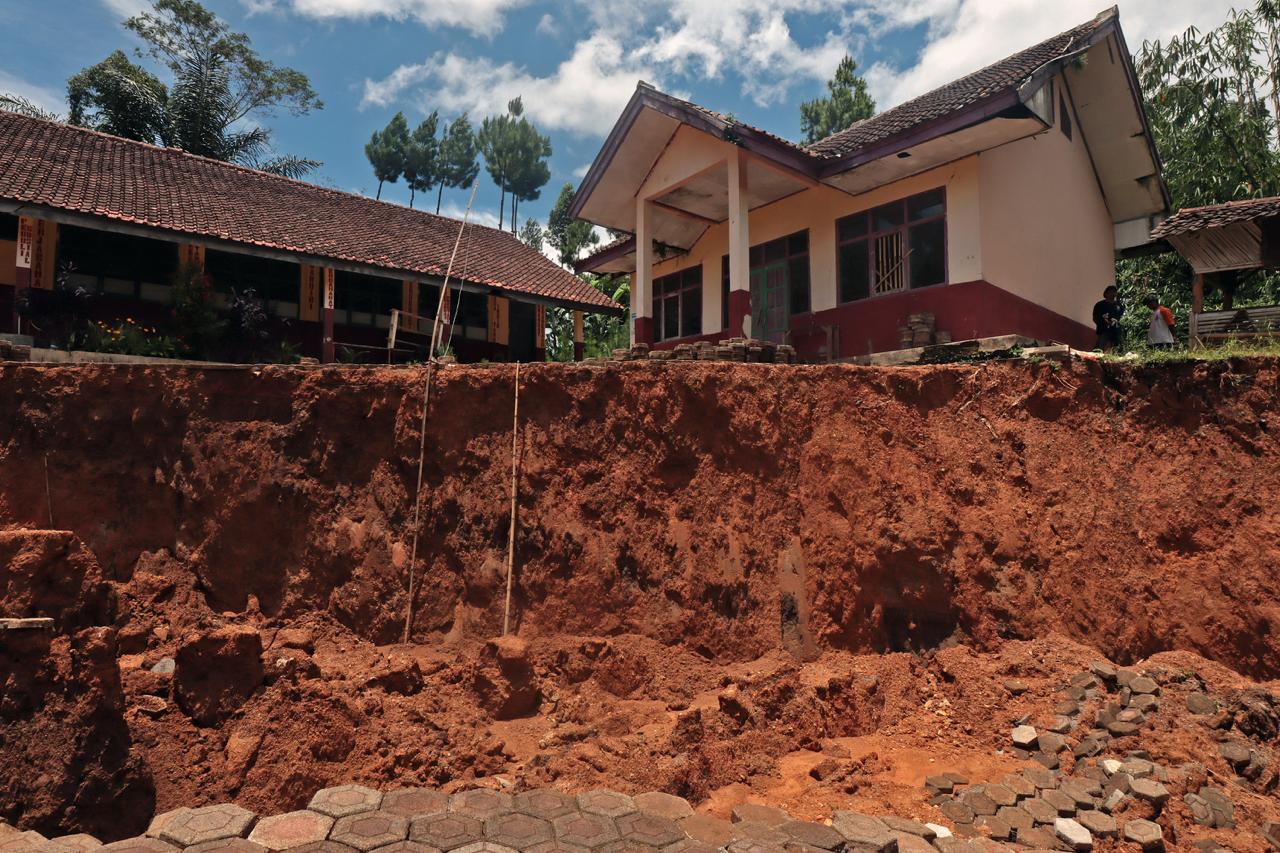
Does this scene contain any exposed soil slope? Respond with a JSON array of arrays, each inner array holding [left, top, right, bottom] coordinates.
[[0, 359, 1277, 846]]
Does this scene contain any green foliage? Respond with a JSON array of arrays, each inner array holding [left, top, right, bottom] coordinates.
[[477, 97, 552, 230], [403, 112, 441, 209], [366, 112, 409, 200], [15, 263, 94, 349], [1118, 2, 1280, 345], [65, 0, 320, 176], [0, 93, 61, 121], [799, 55, 876, 144], [1103, 338, 1280, 364], [88, 319, 181, 358], [437, 114, 481, 213], [583, 274, 630, 358], [546, 183, 599, 268], [518, 217, 545, 251], [171, 261, 223, 358]]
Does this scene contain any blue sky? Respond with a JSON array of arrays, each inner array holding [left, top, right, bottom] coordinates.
[[0, 0, 1228, 234]]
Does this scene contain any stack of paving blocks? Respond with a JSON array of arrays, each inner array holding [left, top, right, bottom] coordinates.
[[899, 313, 951, 349], [610, 339, 797, 364]]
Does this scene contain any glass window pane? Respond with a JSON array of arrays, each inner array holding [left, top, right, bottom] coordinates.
[[721, 256, 730, 330], [664, 294, 679, 339], [908, 219, 946, 288], [839, 240, 869, 303], [908, 188, 945, 221], [787, 231, 808, 256], [764, 237, 786, 263], [872, 201, 905, 231], [681, 284, 701, 337], [837, 214, 867, 243], [684, 264, 702, 288], [749, 245, 764, 266], [788, 257, 810, 315]]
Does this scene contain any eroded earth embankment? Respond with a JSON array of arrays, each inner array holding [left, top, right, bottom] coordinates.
[[0, 359, 1278, 846]]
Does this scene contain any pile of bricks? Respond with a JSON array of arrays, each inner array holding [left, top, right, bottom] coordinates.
[[609, 339, 798, 364], [899, 313, 951, 349]]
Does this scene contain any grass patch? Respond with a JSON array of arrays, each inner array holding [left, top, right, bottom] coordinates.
[[1101, 339, 1280, 365]]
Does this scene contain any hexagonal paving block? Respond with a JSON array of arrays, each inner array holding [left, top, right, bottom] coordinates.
[[729, 805, 790, 829], [311, 786, 385, 819], [676, 816, 733, 848], [891, 832, 935, 853], [159, 804, 257, 847], [731, 823, 788, 845], [382, 790, 451, 820], [49, 835, 101, 853], [0, 831, 56, 853], [484, 813, 554, 849], [281, 843, 356, 853], [186, 839, 268, 853], [249, 811, 336, 850], [554, 813, 621, 849], [332, 812, 410, 852], [450, 844, 518, 853], [663, 842, 721, 853], [832, 812, 894, 852], [369, 842, 441, 853], [1123, 819, 1163, 850], [523, 841, 592, 853], [147, 809, 192, 838], [778, 821, 844, 851], [724, 842, 786, 853], [614, 813, 685, 848], [631, 794, 693, 822], [99, 838, 179, 853], [450, 792, 515, 823], [410, 813, 485, 851], [513, 790, 579, 821], [577, 792, 636, 820]]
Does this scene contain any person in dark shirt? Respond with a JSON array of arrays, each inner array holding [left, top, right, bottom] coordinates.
[[1092, 285, 1124, 351]]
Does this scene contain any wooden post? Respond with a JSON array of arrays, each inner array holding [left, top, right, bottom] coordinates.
[[1190, 273, 1204, 349], [573, 310, 585, 361], [502, 363, 521, 636], [321, 267, 335, 363], [13, 217, 57, 333], [438, 285, 452, 356], [534, 304, 546, 362], [488, 294, 510, 359]]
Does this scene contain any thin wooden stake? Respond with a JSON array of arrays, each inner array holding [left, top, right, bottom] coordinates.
[[402, 182, 480, 645], [44, 455, 53, 527], [502, 363, 522, 637]]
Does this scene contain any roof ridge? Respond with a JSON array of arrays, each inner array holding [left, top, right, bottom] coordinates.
[[0, 108, 520, 242], [806, 8, 1115, 154]]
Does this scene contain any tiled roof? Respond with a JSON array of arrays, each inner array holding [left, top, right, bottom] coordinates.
[[1151, 197, 1280, 238], [806, 9, 1115, 159], [0, 111, 620, 312]]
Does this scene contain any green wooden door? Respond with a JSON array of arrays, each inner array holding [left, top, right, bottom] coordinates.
[[750, 261, 789, 343]]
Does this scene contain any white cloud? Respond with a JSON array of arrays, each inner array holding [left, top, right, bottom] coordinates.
[[362, 33, 653, 135], [536, 13, 557, 36], [240, 0, 281, 14], [0, 70, 66, 116], [572, 162, 592, 178], [437, 198, 502, 229], [280, 0, 529, 36], [101, 0, 149, 18], [863, 0, 1234, 110]]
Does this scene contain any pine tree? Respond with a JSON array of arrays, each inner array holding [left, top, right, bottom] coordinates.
[[364, 112, 407, 200], [435, 113, 480, 214], [402, 112, 440, 209], [546, 182, 598, 268], [799, 55, 876, 144]]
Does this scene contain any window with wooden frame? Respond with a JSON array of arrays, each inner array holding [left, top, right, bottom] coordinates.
[[652, 264, 703, 341], [837, 188, 946, 302], [750, 231, 811, 316]]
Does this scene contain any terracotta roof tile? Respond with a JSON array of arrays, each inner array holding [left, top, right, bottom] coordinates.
[[0, 111, 619, 312], [1150, 197, 1280, 239]]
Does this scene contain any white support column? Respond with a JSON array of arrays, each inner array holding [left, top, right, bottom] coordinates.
[[633, 197, 654, 346], [726, 148, 751, 338]]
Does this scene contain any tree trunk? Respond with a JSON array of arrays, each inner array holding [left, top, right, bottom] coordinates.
[[409, 185, 416, 209], [511, 195, 518, 233], [498, 186, 506, 230], [376, 179, 383, 201], [436, 183, 444, 215]]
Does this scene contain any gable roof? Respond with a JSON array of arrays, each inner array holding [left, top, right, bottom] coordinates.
[[805, 11, 1113, 161], [0, 111, 620, 314], [572, 5, 1168, 245], [1151, 197, 1280, 239]]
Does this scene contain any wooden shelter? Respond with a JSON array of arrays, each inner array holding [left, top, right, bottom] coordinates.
[[1151, 197, 1280, 346]]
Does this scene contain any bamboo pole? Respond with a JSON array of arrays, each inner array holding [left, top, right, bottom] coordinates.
[[402, 182, 479, 645], [502, 363, 522, 637]]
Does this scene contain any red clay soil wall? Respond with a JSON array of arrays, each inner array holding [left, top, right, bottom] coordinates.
[[0, 359, 1277, 676]]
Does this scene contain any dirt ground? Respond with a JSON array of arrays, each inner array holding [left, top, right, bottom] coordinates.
[[0, 358, 1277, 848]]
